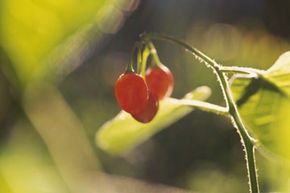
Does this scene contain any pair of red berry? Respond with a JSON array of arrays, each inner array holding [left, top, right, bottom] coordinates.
[[115, 65, 174, 123]]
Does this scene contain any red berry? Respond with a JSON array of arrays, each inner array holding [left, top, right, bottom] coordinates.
[[115, 72, 148, 114], [145, 65, 174, 100], [131, 92, 159, 123]]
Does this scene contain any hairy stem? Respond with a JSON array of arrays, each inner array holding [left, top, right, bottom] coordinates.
[[141, 33, 260, 193], [141, 33, 217, 69], [220, 67, 259, 193]]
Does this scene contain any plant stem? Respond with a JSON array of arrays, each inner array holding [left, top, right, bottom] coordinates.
[[141, 33, 260, 193], [140, 33, 217, 69], [145, 41, 162, 67], [139, 46, 150, 77], [178, 99, 229, 116], [220, 66, 264, 76], [219, 67, 259, 193], [128, 42, 142, 73]]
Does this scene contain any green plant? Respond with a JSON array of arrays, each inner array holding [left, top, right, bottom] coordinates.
[[97, 33, 290, 193]]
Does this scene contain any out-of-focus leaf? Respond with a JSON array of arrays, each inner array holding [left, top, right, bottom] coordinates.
[[0, 119, 69, 193], [0, 0, 135, 85], [230, 51, 290, 161], [96, 86, 211, 155]]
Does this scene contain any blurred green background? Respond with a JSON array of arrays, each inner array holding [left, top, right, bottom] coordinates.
[[0, 0, 290, 193]]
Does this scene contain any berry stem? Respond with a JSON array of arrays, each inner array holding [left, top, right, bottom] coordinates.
[[128, 42, 142, 73], [144, 40, 162, 67], [139, 46, 150, 77], [125, 63, 134, 73], [141, 33, 260, 193]]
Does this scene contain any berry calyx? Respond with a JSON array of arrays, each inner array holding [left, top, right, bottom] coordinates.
[[145, 65, 174, 100], [131, 91, 159, 123], [115, 72, 149, 114]]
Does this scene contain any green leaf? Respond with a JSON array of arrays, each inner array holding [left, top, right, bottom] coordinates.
[[0, 0, 133, 86], [230, 51, 290, 161], [264, 51, 290, 95], [96, 86, 211, 155]]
